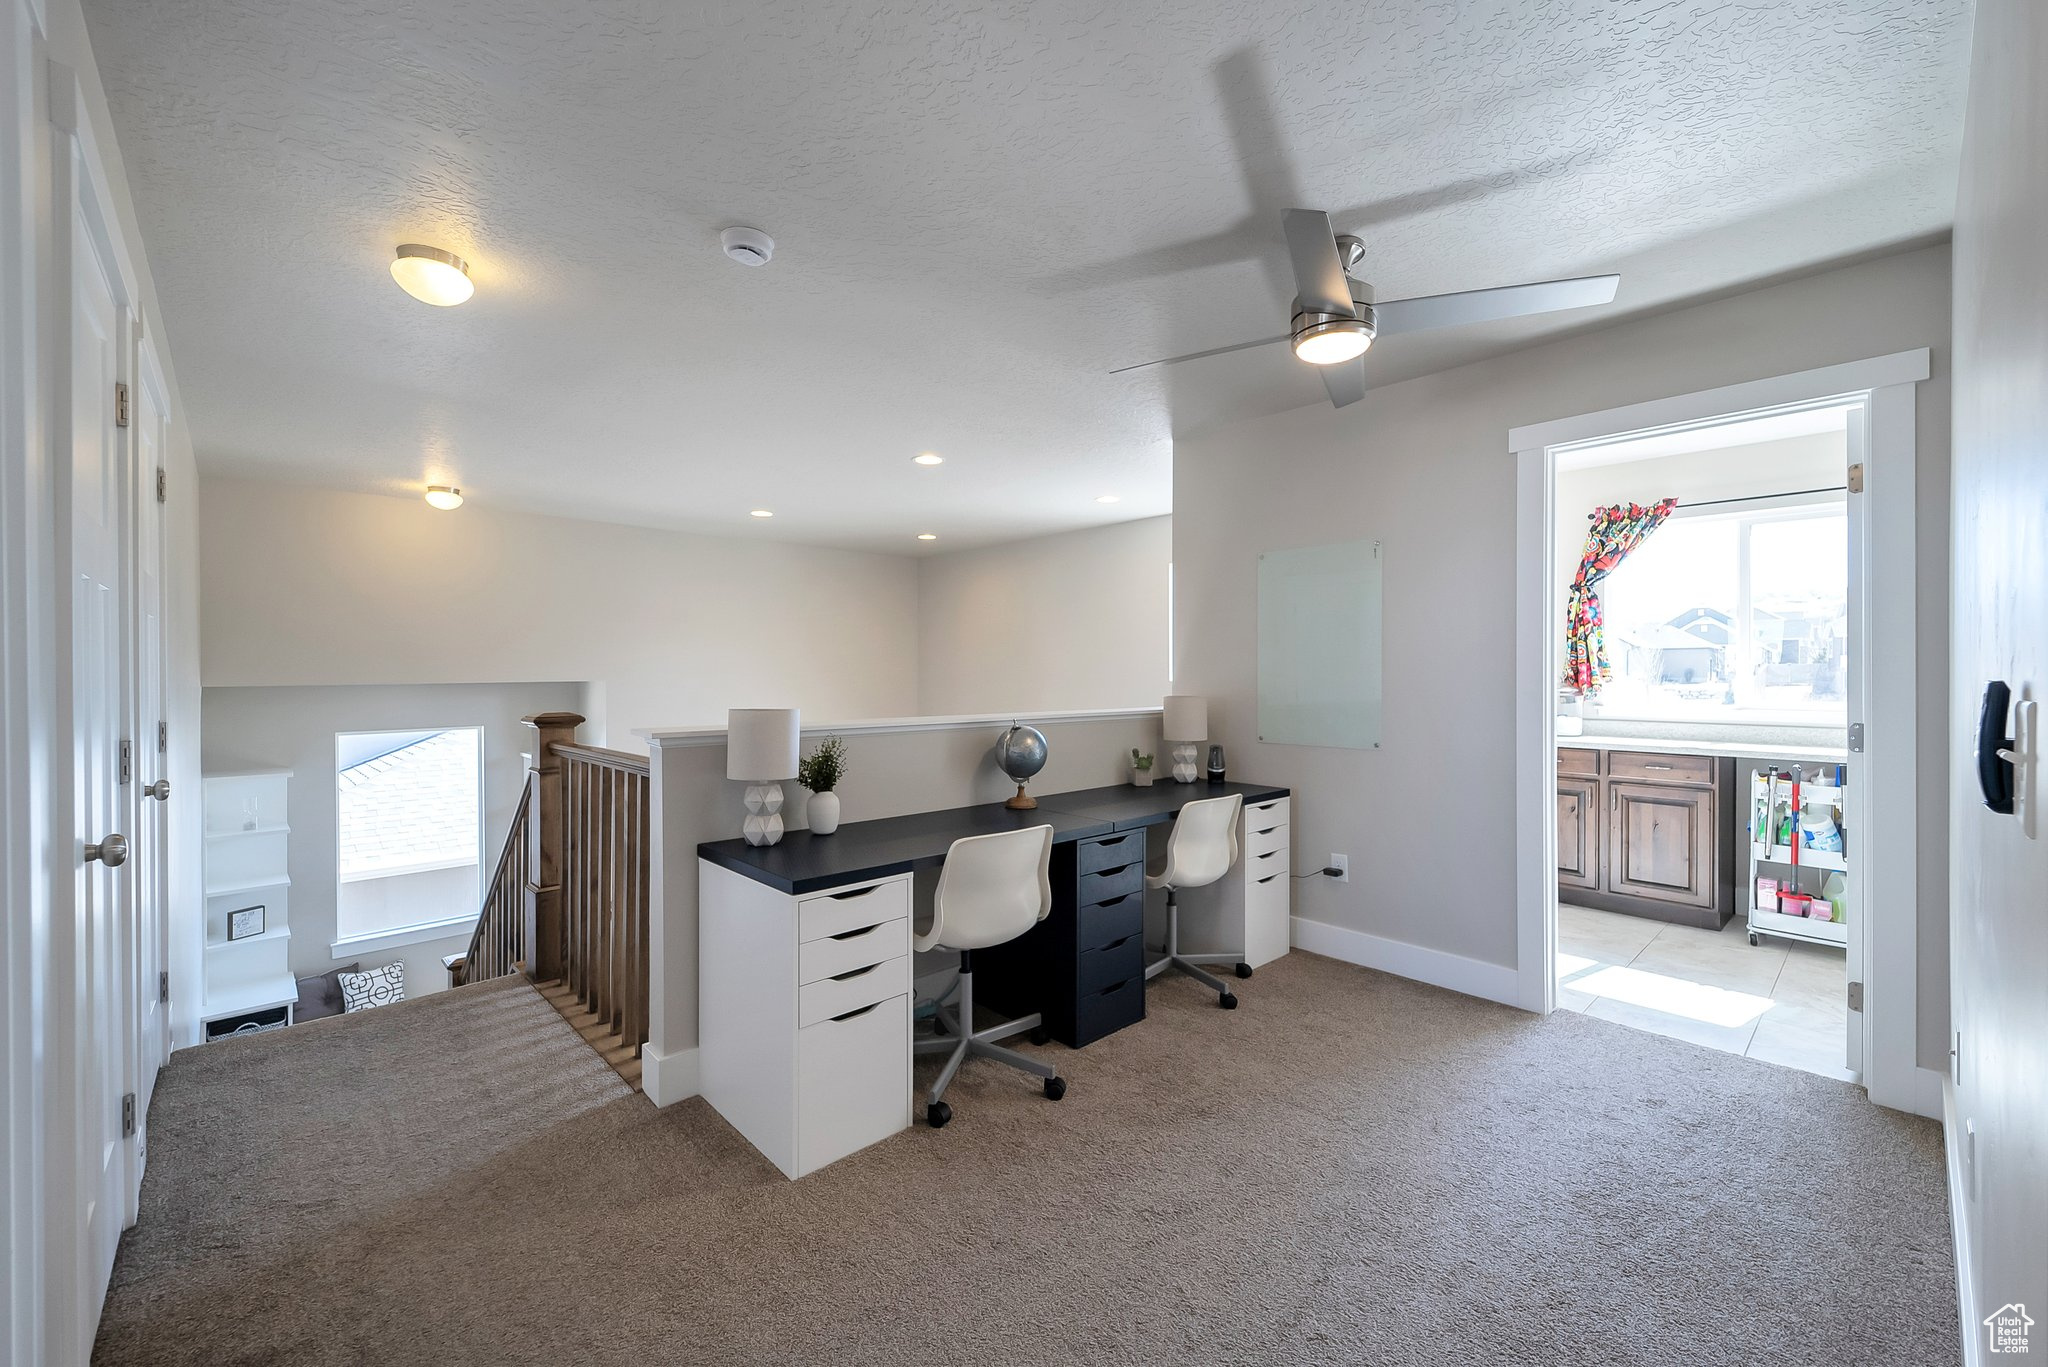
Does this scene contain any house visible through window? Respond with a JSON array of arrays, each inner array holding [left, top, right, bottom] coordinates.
[[1596, 499, 1847, 721], [335, 728, 482, 945]]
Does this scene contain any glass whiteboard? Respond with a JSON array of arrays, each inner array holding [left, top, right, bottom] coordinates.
[[1257, 539, 1382, 749]]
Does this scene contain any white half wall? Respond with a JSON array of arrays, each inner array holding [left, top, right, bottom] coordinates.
[[1948, 0, 2048, 1341], [915, 515, 1172, 716], [197, 477, 922, 745], [200, 682, 583, 996], [1173, 244, 1951, 1063]]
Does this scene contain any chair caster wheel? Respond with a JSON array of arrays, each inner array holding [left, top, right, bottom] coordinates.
[[926, 1101, 952, 1128], [1234, 962, 1254, 979], [1043, 1076, 1066, 1101], [1219, 991, 1238, 1010], [1029, 1025, 1052, 1045], [1747, 933, 1761, 947]]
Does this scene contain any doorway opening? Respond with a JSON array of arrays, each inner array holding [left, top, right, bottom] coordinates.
[[1512, 351, 1933, 1115]]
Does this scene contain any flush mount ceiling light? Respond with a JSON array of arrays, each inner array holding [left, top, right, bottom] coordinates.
[[913, 453, 944, 466], [1290, 310, 1372, 365], [720, 226, 775, 266], [424, 485, 463, 510], [390, 244, 474, 306], [750, 509, 774, 518], [917, 532, 938, 541], [1095, 494, 1120, 504]]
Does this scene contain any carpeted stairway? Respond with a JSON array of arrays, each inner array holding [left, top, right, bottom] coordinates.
[[93, 953, 1957, 1366]]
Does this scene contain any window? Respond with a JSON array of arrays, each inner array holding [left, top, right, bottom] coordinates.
[[335, 728, 483, 949], [1595, 499, 1846, 721]]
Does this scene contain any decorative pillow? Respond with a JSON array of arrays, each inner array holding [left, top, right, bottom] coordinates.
[[295, 962, 360, 1022], [338, 961, 406, 1013]]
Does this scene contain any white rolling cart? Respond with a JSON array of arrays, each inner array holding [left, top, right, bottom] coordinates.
[[1745, 763, 1849, 949]]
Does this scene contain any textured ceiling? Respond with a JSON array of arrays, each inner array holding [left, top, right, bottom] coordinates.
[[83, 0, 1972, 552]]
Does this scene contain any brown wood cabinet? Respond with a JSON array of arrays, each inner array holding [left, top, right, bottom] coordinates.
[[1556, 747, 1736, 928]]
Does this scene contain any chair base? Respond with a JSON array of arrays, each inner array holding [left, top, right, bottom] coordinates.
[[913, 958, 1061, 1117], [1147, 887, 1244, 1008]]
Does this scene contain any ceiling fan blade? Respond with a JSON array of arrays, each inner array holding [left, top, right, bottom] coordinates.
[[1319, 357, 1367, 408], [1109, 333, 1288, 374], [1282, 209, 1357, 318], [1370, 274, 1618, 336]]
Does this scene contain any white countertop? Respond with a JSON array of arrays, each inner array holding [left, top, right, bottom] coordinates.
[[1559, 733, 1849, 764]]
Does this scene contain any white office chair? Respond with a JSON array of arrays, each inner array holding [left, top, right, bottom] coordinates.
[[913, 824, 1067, 1127], [1145, 792, 1249, 1008]]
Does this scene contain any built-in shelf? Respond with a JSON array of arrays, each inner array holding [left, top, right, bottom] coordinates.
[[205, 925, 291, 950], [204, 874, 292, 899], [201, 975, 298, 1023], [206, 824, 290, 840]]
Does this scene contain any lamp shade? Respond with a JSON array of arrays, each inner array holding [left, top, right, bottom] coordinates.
[[727, 708, 800, 781], [1162, 695, 1209, 742]]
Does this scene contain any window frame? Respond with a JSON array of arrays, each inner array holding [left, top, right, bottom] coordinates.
[[331, 726, 486, 954]]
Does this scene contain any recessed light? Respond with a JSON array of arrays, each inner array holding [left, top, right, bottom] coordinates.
[[1095, 494, 1120, 504], [391, 244, 474, 306], [913, 453, 944, 466], [424, 486, 462, 510], [750, 509, 774, 518], [917, 533, 938, 541]]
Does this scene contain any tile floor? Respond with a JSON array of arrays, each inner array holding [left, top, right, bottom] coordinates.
[[1556, 902, 1852, 1081]]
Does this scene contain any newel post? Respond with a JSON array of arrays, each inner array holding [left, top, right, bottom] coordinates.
[[521, 711, 584, 982]]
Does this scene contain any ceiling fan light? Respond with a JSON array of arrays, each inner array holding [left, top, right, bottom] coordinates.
[[1291, 315, 1372, 366]]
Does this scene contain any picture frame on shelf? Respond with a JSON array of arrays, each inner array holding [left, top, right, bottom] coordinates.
[[226, 904, 266, 941]]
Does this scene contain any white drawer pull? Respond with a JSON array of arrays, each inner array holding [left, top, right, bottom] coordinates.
[[831, 962, 879, 983], [830, 1001, 879, 1023], [831, 921, 882, 942], [830, 885, 878, 900], [1257, 872, 1281, 885]]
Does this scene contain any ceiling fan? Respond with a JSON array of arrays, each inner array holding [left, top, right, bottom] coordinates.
[[1116, 209, 1619, 409]]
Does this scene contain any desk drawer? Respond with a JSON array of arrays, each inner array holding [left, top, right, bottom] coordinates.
[[1246, 819, 1289, 859], [796, 993, 908, 1176], [799, 916, 907, 985], [1078, 931, 1144, 994], [1077, 860, 1143, 906], [1245, 795, 1290, 826], [1248, 864, 1289, 912], [1557, 747, 1601, 778], [1077, 890, 1143, 949], [1245, 846, 1288, 880], [1606, 750, 1714, 786], [1078, 830, 1143, 874], [798, 877, 909, 942], [798, 954, 908, 1028], [1073, 972, 1144, 1045]]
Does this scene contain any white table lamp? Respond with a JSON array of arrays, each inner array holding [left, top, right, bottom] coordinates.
[[728, 708, 800, 846], [1162, 695, 1208, 783]]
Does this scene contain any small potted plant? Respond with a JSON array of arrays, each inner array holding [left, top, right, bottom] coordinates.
[[1129, 748, 1155, 787], [798, 735, 847, 835]]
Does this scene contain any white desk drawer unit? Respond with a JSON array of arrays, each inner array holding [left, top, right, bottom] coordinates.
[[1178, 794, 1293, 969], [699, 862, 913, 1179]]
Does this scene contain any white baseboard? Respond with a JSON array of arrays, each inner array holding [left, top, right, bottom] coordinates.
[[1291, 916, 1520, 1007], [640, 1044, 699, 1108], [1943, 1077, 1982, 1367]]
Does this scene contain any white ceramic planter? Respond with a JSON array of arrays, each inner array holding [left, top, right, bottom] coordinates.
[[808, 789, 841, 836], [1130, 767, 1154, 787]]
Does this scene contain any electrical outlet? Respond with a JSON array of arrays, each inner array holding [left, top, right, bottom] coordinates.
[[1329, 854, 1349, 883]]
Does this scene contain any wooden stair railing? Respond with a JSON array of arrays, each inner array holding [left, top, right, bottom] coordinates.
[[443, 712, 653, 1090], [447, 781, 533, 989]]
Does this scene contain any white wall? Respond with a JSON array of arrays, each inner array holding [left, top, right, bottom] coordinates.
[[1174, 244, 1951, 1062], [1948, 0, 2048, 1335], [201, 682, 583, 999], [915, 516, 1172, 716], [197, 477, 923, 745], [3, 1, 204, 1361]]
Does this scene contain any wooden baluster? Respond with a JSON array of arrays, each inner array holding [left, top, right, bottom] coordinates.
[[521, 713, 581, 984], [609, 771, 627, 1032], [631, 771, 648, 1049]]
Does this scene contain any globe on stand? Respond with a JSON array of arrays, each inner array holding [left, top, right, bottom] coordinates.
[[995, 723, 1049, 810]]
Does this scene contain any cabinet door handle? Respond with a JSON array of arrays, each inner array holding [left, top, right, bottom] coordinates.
[[1643, 763, 1674, 771], [829, 885, 878, 900], [830, 1002, 879, 1023]]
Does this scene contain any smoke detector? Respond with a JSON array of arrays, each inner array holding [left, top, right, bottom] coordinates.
[[720, 226, 774, 266]]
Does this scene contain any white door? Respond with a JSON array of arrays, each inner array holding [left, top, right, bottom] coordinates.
[[59, 143, 132, 1351], [1841, 402, 1867, 1079], [129, 339, 171, 1156]]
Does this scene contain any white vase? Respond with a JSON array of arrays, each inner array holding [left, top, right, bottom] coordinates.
[[808, 790, 840, 836], [1131, 767, 1154, 787]]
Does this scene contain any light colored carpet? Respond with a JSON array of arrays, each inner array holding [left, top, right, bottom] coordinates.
[[94, 954, 1957, 1366]]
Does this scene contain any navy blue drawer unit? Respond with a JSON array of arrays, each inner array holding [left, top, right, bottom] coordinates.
[[977, 829, 1149, 1047]]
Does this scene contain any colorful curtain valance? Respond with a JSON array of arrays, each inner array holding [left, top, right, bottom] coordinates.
[[1563, 498, 1677, 693]]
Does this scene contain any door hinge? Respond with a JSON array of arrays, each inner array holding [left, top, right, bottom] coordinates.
[[156, 467, 167, 503], [114, 381, 129, 428], [1847, 462, 1864, 494], [121, 1091, 137, 1137], [158, 719, 167, 753], [159, 970, 169, 1004], [119, 738, 132, 785], [1847, 980, 1864, 1012], [1847, 722, 1865, 753]]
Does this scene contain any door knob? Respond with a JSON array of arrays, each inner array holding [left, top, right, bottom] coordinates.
[[144, 779, 170, 801], [85, 833, 128, 867]]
